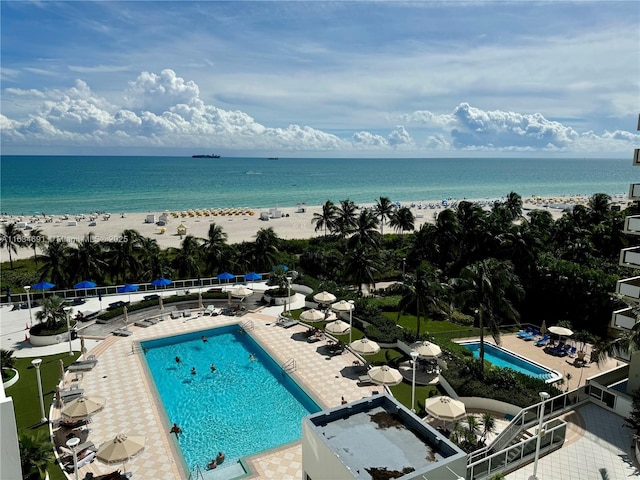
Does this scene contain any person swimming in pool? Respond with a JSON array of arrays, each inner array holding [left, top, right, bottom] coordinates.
[[249, 353, 255, 362], [191, 367, 196, 375]]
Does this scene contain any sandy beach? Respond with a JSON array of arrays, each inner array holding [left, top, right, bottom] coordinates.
[[0, 195, 623, 263]]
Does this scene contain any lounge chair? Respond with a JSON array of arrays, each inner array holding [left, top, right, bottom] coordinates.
[[534, 335, 550, 347], [68, 360, 97, 372], [517, 327, 533, 338], [113, 328, 132, 337], [170, 311, 182, 320], [358, 375, 374, 386], [568, 346, 577, 357], [277, 316, 298, 328], [183, 310, 192, 318], [204, 305, 218, 316], [134, 320, 151, 328], [521, 329, 539, 340]]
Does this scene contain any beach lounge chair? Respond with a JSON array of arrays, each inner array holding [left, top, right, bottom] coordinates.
[[534, 335, 550, 347], [183, 310, 192, 318], [113, 328, 132, 337], [134, 320, 151, 328], [358, 375, 374, 386], [68, 360, 97, 372], [568, 346, 577, 357], [521, 329, 539, 340], [517, 327, 533, 338], [170, 311, 182, 320], [204, 305, 217, 316]]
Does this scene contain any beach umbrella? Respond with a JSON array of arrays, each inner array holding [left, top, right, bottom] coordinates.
[[409, 340, 442, 359], [217, 272, 234, 283], [313, 291, 336, 305], [61, 396, 106, 421], [300, 309, 325, 322], [548, 326, 573, 337], [80, 337, 87, 360], [59, 359, 66, 384], [198, 290, 203, 310], [74, 280, 97, 290], [273, 264, 289, 272], [368, 365, 403, 386], [123, 306, 129, 326], [117, 284, 139, 303], [97, 433, 145, 476], [424, 396, 466, 428], [244, 272, 261, 281], [540, 320, 547, 335], [159, 295, 164, 311], [151, 277, 172, 288], [325, 320, 351, 335], [331, 300, 355, 313], [32, 281, 55, 298], [55, 385, 63, 408], [231, 286, 253, 299], [350, 338, 380, 356]]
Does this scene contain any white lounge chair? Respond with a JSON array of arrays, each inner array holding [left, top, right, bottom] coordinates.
[[170, 311, 182, 320]]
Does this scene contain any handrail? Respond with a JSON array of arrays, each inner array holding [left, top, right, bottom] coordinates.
[[241, 319, 254, 331], [282, 358, 296, 373]]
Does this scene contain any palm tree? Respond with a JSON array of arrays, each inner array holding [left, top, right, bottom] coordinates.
[[1, 349, 15, 379], [374, 196, 395, 235], [398, 262, 445, 338], [479, 412, 497, 444], [344, 246, 379, 294], [27, 227, 47, 265], [35, 295, 68, 330], [138, 236, 165, 281], [503, 191, 523, 221], [348, 209, 380, 249], [203, 223, 227, 273], [19, 430, 55, 480], [334, 199, 358, 239], [451, 258, 524, 376], [0, 223, 25, 269], [108, 229, 143, 283], [312, 200, 338, 237], [173, 235, 203, 278], [253, 227, 280, 272], [588, 192, 612, 223], [39, 237, 70, 288], [389, 206, 415, 234], [71, 233, 107, 283]]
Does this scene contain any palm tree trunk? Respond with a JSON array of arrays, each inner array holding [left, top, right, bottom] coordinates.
[[479, 309, 485, 376]]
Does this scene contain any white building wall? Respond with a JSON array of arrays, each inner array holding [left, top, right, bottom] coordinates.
[[0, 386, 22, 480], [302, 422, 355, 480]]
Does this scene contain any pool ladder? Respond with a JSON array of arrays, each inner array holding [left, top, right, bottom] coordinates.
[[241, 319, 254, 331], [282, 358, 296, 373]]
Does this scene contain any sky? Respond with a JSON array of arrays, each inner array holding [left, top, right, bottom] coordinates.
[[1, 0, 638, 157]]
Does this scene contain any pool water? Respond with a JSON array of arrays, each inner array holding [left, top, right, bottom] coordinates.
[[141, 325, 321, 472], [461, 341, 561, 382]]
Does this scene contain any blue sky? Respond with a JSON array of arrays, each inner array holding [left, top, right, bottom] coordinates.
[[1, 1, 638, 157]]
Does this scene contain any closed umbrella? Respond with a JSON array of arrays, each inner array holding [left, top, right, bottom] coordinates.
[[350, 338, 380, 356], [313, 291, 336, 305], [151, 277, 172, 288], [300, 309, 325, 322], [540, 320, 547, 335], [425, 396, 466, 428], [59, 359, 66, 384], [123, 306, 129, 326], [409, 341, 442, 359], [80, 337, 87, 360], [61, 396, 106, 421], [368, 365, 403, 386], [159, 295, 164, 311], [325, 320, 351, 335], [97, 433, 145, 476], [198, 290, 203, 310]]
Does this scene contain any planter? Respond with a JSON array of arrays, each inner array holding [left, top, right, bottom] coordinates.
[[2, 368, 19, 389], [577, 351, 586, 361], [29, 331, 70, 347], [263, 293, 297, 306]]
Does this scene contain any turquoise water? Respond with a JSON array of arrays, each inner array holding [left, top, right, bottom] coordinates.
[[0, 155, 632, 215], [461, 341, 558, 381], [141, 325, 321, 472]]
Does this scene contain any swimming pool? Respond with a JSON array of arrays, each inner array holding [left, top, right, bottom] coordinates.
[[141, 325, 322, 473], [460, 341, 562, 383]]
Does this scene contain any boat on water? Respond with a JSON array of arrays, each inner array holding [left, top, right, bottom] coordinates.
[[192, 154, 221, 158], [268, 157, 278, 160]]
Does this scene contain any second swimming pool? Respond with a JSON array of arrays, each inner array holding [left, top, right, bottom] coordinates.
[[141, 325, 322, 473], [460, 341, 562, 383]]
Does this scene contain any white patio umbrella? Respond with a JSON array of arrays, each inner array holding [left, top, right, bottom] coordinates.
[[159, 295, 164, 311], [368, 365, 403, 386], [424, 396, 466, 427], [313, 291, 336, 305], [198, 290, 203, 310], [300, 308, 325, 322], [409, 340, 442, 359], [350, 338, 380, 356], [331, 300, 355, 313], [123, 306, 129, 327], [325, 319, 351, 335], [548, 326, 573, 337], [61, 396, 106, 421], [80, 337, 88, 360], [97, 433, 145, 476], [59, 359, 66, 383], [231, 286, 254, 299]]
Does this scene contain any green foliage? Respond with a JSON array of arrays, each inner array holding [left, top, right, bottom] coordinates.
[[625, 388, 640, 437], [1, 348, 16, 371], [19, 430, 55, 480]]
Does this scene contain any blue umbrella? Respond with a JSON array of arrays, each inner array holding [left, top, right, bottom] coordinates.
[[273, 264, 289, 272], [151, 277, 172, 287], [117, 284, 139, 293], [74, 280, 97, 289], [216, 272, 235, 281], [32, 281, 55, 291], [244, 272, 261, 281]]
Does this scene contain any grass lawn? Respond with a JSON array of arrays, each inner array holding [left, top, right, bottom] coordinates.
[[7, 352, 81, 480]]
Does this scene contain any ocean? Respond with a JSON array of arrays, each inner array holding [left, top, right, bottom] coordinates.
[[0, 155, 633, 215]]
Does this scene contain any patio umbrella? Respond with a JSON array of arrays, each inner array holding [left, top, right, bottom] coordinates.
[[217, 272, 235, 283], [300, 308, 325, 322], [159, 295, 164, 311], [61, 396, 106, 421], [231, 286, 253, 299], [123, 306, 129, 326], [313, 291, 336, 305], [74, 280, 97, 290], [151, 277, 172, 288], [331, 300, 355, 313], [548, 326, 574, 337], [350, 338, 380, 356], [409, 340, 443, 359], [325, 320, 351, 335], [425, 396, 466, 427], [540, 320, 547, 335], [117, 284, 139, 302], [80, 337, 87, 360], [59, 359, 66, 383], [273, 264, 289, 271], [97, 433, 145, 476], [244, 272, 261, 288], [198, 290, 203, 310], [32, 281, 55, 298], [368, 365, 403, 386]]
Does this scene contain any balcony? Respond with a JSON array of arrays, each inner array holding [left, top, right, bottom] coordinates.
[[624, 216, 640, 235], [634, 148, 640, 167], [617, 276, 640, 300], [620, 247, 640, 269], [611, 307, 637, 331], [629, 184, 640, 201]]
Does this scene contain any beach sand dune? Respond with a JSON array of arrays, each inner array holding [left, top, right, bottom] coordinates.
[[0, 196, 598, 262]]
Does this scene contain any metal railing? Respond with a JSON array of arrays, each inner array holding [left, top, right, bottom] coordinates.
[[282, 358, 297, 373], [241, 319, 254, 331]]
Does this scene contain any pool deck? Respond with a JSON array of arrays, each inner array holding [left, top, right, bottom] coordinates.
[[46, 300, 379, 479]]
